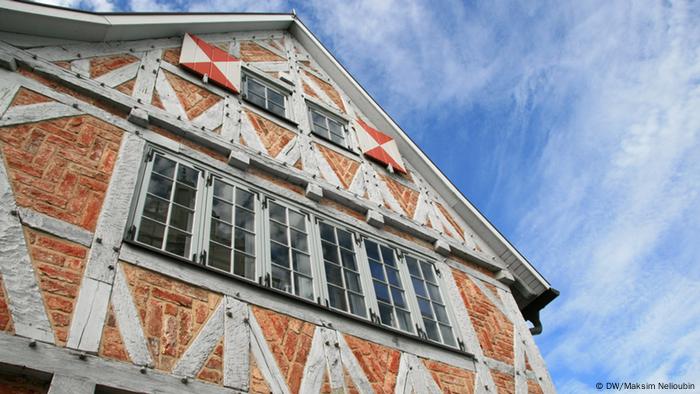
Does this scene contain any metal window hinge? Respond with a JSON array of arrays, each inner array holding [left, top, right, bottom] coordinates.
[[264, 273, 270, 287], [145, 150, 154, 162], [199, 250, 207, 264], [127, 225, 136, 240], [458, 339, 466, 352], [206, 173, 213, 186]]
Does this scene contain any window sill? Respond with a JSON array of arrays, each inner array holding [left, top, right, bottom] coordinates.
[[242, 95, 299, 129], [121, 240, 473, 358]]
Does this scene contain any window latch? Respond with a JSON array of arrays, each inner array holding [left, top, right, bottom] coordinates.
[[264, 273, 270, 287], [145, 150, 154, 162], [206, 173, 213, 186], [199, 250, 207, 264], [458, 339, 466, 352], [126, 225, 136, 240]]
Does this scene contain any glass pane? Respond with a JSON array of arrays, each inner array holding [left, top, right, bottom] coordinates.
[[373, 281, 390, 303], [269, 202, 286, 223], [348, 293, 366, 317], [177, 165, 198, 187], [271, 265, 291, 292], [294, 275, 314, 300], [165, 227, 190, 257], [386, 267, 401, 287], [209, 243, 231, 272], [340, 250, 356, 270], [290, 229, 308, 252], [412, 277, 427, 297], [420, 261, 437, 283], [147, 173, 173, 199], [406, 257, 421, 277], [434, 304, 450, 324], [234, 230, 255, 254], [418, 298, 434, 318], [212, 199, 232, 222], [143, 195, 168, 223], [233, 252, 255, 279], [325, 262, 343, 286], [293, 251, 311, 276], [328, 119, 343, 135], [311, 111, 327, 128], [270, 242, 290, 267], [288, 211, 306, 231], [267, 88, 284, 106], [311, 122, 329, 139], [270, 221, 288, 245], [364, 240, 379, 261], [424, 319, 440, 342], [268, 103, 285, 117], [397, 309, 412, 332], [210, 220, 232, 246], [427, 284, 443, 303], [235, 189, 254, 209], [322, 241, 339, 264], [440, 324, 457, 346], [169, 205, 193, 232], [336, 229, 353, 250], [319, 222, 335, 242], [380, 246, 395, 266], [153, 155, 176, 178], [369, 261, 385, 281], [213, 180, 233, 201], [174, 183, 196, 209], [328, 285, 347, 311], [345, 271, 362, 293], [330, 133, 345, 146], [391, 287, 406, 308], [235, 208, 255, 231], [248, 79, 266, 96], [378, 303, 395, 328], [247, 93, 266, 109], [137, 218, 165, 248]]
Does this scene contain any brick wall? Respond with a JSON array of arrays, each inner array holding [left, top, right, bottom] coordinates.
[[240, 41, 286, 62], [423, 359, 475, 394], [0, 111, 122, 231], [0, 374, 49, 394], [0, 275, 13, 333], [304, 71, 346, 113], [245, 110, 296, 158], [316, 143, 360, 189], [153, 70, 223, 120], [381, 175, 419, 218], [343, 334, 401, 394], [492, 370, 515, 394]]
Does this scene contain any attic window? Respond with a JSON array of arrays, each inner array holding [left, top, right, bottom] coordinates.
[[309, 107, 348, 148], [243, 74, 288, 118]]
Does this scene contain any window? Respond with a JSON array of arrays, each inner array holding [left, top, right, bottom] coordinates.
[[267, 201, 314, 300], [134, 152, 203, 259], [405, 256, 457, 346], [364, 240, 414, 333], [310, 108, 347, 147], [206, 178, 257, 280], [243, 75, 287, 118], [319, 221, 367, 318]]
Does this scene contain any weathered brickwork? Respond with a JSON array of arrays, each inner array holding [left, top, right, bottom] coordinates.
[[249, 355, 273, 394], [149, 125, 229, 163], [249, 167, 305, 195], [528, 379, 544, 394], [159, 70, 223, 120], [245, 110, 295, 158], [319, 198, 365, 221], [24, 228, 87, 345], [343, 367, 360, 394], [343, 334, 401, 394], [88, 54, 139, 79], [0, 114, 123, 231], [491, 370, 515, 394], [99, 303, 130, 362], [115, 79, 136, 96], [316, 143, 360, 189], [251, 306, 315, 394], [452, 254, 496, 278], [381, 175, 419, 218], [0, 275, 13, 333], [196, 337, 224, 385], [240, 41, 286, 62], [162, 47, 181, 65], [0, 374, 49, 394], [422, 359, 475, 394], [303, 81, 320, 99], [453, 270, 514, 365], [120, 263, 222, 372], [436, 202, 465, 240], [9, 87, 53, 106], [304, 71, 346, 113]]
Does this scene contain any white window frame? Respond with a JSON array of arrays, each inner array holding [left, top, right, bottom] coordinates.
[[242, 73, 290, 120], [308, 105, 350, 149]]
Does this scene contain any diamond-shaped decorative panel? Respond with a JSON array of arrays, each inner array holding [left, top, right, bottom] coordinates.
[[356, 118, 407, 174], [179, 33, 241, 94]]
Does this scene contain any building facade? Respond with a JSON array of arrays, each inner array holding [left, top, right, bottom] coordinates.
[[0, 2, 558, 393]]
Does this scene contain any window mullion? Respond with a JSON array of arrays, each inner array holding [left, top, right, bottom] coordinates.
[[358, 239, 381, 324], [436, 264, 463, 347], [399, 252, 425, 337], [309, 215, 327, 305], [194, 170, 211, 264], [131, 155, 155, 242], [262, 196, 272, 286]]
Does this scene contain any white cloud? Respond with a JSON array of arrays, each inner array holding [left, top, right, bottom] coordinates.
[[31, 0, 115, 12]]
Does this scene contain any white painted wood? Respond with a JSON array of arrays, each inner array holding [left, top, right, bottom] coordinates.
[[220, 96, 240, 142], [471, 276, 509, 318], [299, 326, 327, 394], [70, 58, 90, 76], [27, 37, 179, 61], [406, 354, 442, 394], [336, 332, 373, 394], [223, 296, 250, 391], [276, 138, 301, 166], [133, 49, 161, 104], [192, 99, 224, 131], [302, 72, 344, 113], [154, 69, 187, 119], [239, 109, 267, 153], [48, 374, 95, 394], [314, 146, 343, 187], [229, 40, 241, 58], [66, 277, 111, 351], [0, 32, 83, 48], [347, 167, 366, 197], [95, 62, 139, 88], [514, 329, 527, 394], [248, 306, 291, 394], [0, 102, 81, 126], [320, 327, 344, 391], [0, 153, 54, 344], [394, 353, 410, 394], [0, 80, 19, 118], [111, 263, 153, 367], [17, 207, 93, 247], [173, 300, 224, 377], [0, 332, 235, 394], [498, 288, 556, 394]]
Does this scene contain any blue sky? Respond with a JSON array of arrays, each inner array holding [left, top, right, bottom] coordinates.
[[36, 0, 700, 391]]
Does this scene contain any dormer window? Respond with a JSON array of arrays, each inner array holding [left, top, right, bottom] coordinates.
[[243, 74, 287, 118]]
